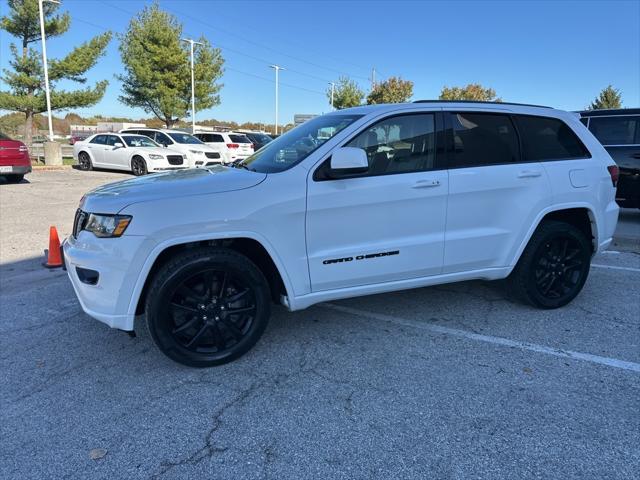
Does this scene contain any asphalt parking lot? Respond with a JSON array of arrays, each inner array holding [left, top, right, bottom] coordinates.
[[1, 169, 639, 479]]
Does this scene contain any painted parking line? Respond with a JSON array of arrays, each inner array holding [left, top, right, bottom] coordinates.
[[592, 264, 640, 273], [322, 303, 640, 373]]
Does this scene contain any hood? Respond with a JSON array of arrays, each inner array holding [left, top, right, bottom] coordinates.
[[81, 166, 266, 213], [133, 146, 179, 157]]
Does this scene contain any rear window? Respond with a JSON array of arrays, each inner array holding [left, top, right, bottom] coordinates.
[[229, 134, 251, 143], [588, 116, 639, 146], [449, 113, 520, 167], [515, 115, 590, 161]]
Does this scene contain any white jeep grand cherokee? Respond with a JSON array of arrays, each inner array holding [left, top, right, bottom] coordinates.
[[64, 101, 620, 367]]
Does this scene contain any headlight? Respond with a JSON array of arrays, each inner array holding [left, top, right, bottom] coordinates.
[[148, 154, 164, 160], [84, 214, 132, 238], [189, 150, 204, 155]]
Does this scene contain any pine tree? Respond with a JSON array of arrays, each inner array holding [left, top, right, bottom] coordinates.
[[588, 85, 622, 110], [327, 76, 364, 110], [0, 0, 111, 145], [118, 4, 224, 128]]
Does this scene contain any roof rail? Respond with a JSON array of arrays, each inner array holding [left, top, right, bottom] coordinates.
[[413, 100, 552, 109]]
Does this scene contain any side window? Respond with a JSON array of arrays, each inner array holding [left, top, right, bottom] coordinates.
[[448, 113, 519, 167], [90, 135, 106, 144], [211, 134, 224, 143], [579, 117, 589, 127], [588, 116, 639, 146], [154, 132, 171, 145], [515, 115, 590, 160], [104, 135, 118, 146], [345, 113, 437, 176]]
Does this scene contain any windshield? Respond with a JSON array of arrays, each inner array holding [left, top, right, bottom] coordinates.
[[242, 114, 363, 173], [123, 135, 159, 148], [167, 132, 204, 144], [251, 133, 273, 144]]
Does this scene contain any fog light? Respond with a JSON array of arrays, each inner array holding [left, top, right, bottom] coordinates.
[[76, 267, 99, 285]]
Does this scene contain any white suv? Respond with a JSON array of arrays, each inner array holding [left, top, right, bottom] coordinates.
[[65, 101, 619, 367], [194, 131, 254, 164], [120, 128, 222, 168]]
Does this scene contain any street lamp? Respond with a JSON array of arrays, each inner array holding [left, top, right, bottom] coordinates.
[[269, 65, 284, 136], [329, 82, 335, 111], [38, 0, 59, 142], [181, 38, 204, 133]]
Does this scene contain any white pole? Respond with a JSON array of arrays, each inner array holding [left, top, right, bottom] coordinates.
[[182, 38, 203, 133], [270, 65, 284, 135], [329, 82, 335, 110], [39, 0, 59, 141]]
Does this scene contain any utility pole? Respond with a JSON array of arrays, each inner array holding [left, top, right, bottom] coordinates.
[[371, 67, 376, 91], [270, 65, 284, 135], [39, 0, 59, 142], [181, 38, 204, 133], [329, 82, 335, 110]]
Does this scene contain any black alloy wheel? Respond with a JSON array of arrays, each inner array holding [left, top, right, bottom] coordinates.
[[145, 248, 271, 367], [509, 220, 591, 309], [78, 152, 92, 171], [131, 156, 147, 176]]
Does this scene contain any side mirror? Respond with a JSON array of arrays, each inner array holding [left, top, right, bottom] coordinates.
[[330, 147, 368, 174], [114, 142, 124, 149]]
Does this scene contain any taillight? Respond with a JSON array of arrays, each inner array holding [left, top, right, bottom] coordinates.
[[607, 165, 619, 187], [226, 143, 239, 149], [19, 145, 28, 152]]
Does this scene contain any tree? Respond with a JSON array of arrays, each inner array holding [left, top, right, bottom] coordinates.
[[439, 83, 501, 102], [366, 76, 414, 104], [0, 0, 111, 146], [588, 85, 622, 110], [118, 3, 224, 128], [327, 76, 364, 110]]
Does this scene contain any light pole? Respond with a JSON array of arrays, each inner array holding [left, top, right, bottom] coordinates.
[[269, 65, 284, 135], [181, 38, 203, 133], [38, 0, 59, 142], [329, 82, 335, 110]]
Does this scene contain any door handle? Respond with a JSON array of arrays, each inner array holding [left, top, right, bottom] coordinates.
[[412, 179, 441, 188], [517, 170, 542, 178]]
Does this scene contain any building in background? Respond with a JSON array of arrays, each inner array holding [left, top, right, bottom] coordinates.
[[97, 122, 146, 133], [294, 114, 318, 126]]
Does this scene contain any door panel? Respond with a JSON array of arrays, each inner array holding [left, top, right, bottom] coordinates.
[[306, 112, 447, 292], [442, 112, 551, 273]]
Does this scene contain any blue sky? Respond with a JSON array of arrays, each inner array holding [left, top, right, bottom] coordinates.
[[1, 0, 639, 124]]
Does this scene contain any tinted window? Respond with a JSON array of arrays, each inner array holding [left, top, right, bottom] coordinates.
[[104, 135, 119, 146], [516, 115, 590, 160], [90, 135, 107, 145], [345, 113, 437, 175], [229, 134, 251, 143], [123, 135, 158, 147], [198, 133, 224, 143], [153, 132, 172, 146], [588, 116, 639, 145], [167, 132, 202, 144], [449, 113, 519, 167], [579, 117, 589, 127]]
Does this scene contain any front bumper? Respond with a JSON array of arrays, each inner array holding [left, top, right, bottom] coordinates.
[[0, 164, 31, 175], [64, 233, 147, 331]]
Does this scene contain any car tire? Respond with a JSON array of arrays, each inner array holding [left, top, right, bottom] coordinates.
[[145, 247, 271, 367], [78, 152, 93, 171], [4, 174, 24, 183], [508, 220, 592, 309], [131, 156, 147, 176]]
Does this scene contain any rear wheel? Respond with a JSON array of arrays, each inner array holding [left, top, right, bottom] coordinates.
[[145, 247, 271, 367], [4, 174, 24, 183], [78, 152, 93, 171], [131, 156, 147, 176], [508, 220, 591, 309]]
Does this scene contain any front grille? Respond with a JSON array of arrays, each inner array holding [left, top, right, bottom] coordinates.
[[205, 152, 220, 159], [73, 209, 87, 238], [167, 155, 183, 165]]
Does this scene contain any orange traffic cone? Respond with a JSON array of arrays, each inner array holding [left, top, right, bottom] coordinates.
[[43, 226, 63, 268]]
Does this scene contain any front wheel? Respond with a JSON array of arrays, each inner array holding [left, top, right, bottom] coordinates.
[[78, 152, 93, 171], [131, 156, 148, 176], [145, 247, 271, 367], [508, 220, 592, 309]]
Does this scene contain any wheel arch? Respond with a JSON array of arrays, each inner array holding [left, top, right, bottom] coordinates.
[[510, 203, 598, 270], [130, 234, 292, 316]]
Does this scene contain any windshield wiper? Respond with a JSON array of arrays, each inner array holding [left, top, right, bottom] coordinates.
[[230, 160, 255, 172]]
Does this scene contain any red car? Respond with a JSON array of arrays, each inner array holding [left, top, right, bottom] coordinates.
[[0, 132, 32, 183]]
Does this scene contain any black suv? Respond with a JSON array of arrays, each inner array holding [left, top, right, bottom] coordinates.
[[579, 108, 640, 208]]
